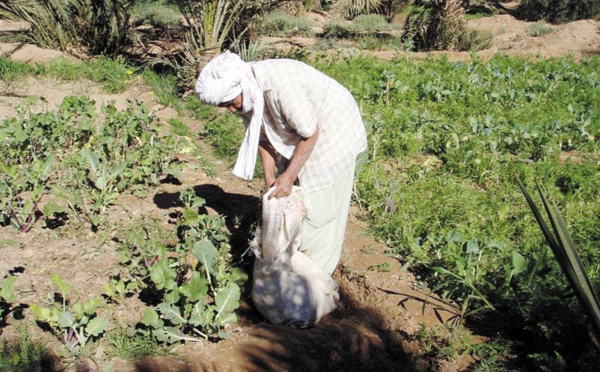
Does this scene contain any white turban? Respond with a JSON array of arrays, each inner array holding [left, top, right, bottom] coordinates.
[[195, 51, 264, 181]]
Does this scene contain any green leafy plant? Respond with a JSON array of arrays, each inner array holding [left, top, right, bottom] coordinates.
[[138, 238, 246, 343], [136, 188, 247, 343], [30, 274, 109, 356], [299, 54, 600, 367], [0, 276, 17, 323], [0, 157, 55, 232], [77, 149, 126, 217], [429, 238, 498, 320], [110, 190, 247, 344], [22, 98, 185, 228]]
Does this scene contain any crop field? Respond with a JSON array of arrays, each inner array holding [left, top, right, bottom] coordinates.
[[202, 52, 600, 370]]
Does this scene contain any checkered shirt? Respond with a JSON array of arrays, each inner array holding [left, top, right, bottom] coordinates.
[[250, 59, 367, 193]]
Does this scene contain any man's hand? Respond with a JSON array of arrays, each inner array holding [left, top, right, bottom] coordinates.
[[268, 172, 295, 199]]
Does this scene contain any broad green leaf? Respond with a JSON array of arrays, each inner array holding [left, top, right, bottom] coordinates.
[[0, 275, 17, 302], [39, 156, 54, 178], [446, 229, 463, 244], [57, 311, 76, 328], [51, 273, 71, 297], [164, 290, 180, 305], [42, 201, 63, 216], [83, 149, 100, 175], [149, 260, 177, 291], [90, 215, 100, 226], [465, 240, 479, 254], [140, 307, 161, 327], [96, 176, 107, 191], [85, 317, 108, 337], [83, 297, 102, 315], [217, 312, 237, 326], [74, 302, 86, 318], [153, 326, 186, 344], [156, 303, 185, 326], [179, 273, 209, 303], [29, 304, 54, 323], [188, 304, 206, 327], [182, 209, 199, 224], [109, 163, 127, 179], [192, 240, 218, 273], [511, 251, 527, 276], [214, 284, 240, 322], [226, 268, 248, 286], [192, 196, 206, 209]]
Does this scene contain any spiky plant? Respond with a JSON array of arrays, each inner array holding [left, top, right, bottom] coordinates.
[[160, 0, 281, 93], [0, 0, 131, 56], [333, 0, 382, 19], [516, 175, 600, 349], [402, 0, 467, 51], [333, 0, 408, 19]]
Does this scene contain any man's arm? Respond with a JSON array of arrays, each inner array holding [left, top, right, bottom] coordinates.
[[269, 124, 319, 199], [258, 139, 277, 191]]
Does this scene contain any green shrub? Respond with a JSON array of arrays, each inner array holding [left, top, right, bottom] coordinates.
[[456, 27, 493, 51], [518, 0, 599, 24], [322, 19, 353, 38], [131, 1, 183, 31], [258, 10, 313, 37], [527, 21, 556, 37], [351, 13, 393, 32]]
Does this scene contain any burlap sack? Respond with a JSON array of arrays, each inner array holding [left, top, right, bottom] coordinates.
[[251, 186, 339, 326]]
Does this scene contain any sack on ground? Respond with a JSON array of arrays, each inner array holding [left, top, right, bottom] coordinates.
[[251, 186, 339, 326]]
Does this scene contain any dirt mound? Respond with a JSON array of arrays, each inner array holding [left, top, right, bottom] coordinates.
[[468, 14, 600, 59]]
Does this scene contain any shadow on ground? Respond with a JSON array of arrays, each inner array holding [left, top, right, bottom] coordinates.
[[145, 184, 417, 371]]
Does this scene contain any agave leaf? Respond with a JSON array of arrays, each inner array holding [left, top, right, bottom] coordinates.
[[516, 174, 600, 340], [534, 180, 600, 335]]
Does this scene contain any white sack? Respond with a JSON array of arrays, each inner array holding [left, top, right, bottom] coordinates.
[[251, 186, 339, 327]]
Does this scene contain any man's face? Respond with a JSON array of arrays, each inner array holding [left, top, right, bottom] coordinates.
[[218, 93, 243, 114]]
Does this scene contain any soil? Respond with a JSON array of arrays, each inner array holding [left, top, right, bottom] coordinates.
[[1, 7, 599, 372]]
